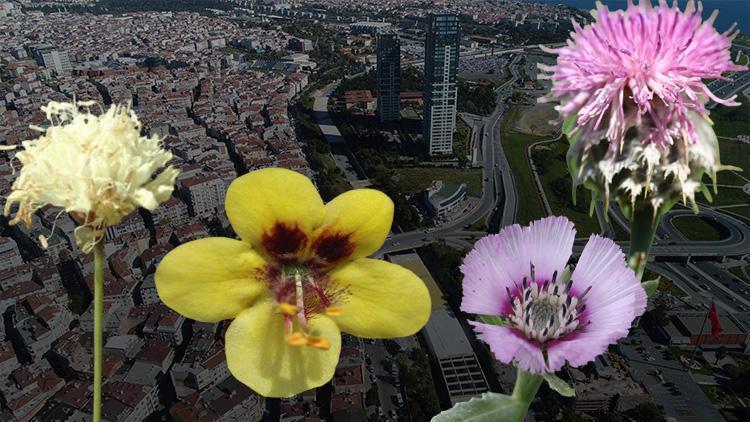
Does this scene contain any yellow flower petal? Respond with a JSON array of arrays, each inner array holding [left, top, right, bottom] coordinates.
[[225, 168, 326, 258], [225, 300, 341, 397], [155, 237, 267, 323], [329, 258, 430, 338], [310, 189, 393, 264]]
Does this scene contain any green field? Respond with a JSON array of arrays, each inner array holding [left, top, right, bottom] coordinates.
[[692, 99, 750, 213], [713, 94, 750, 139], [671, 215, 728, 241], [532, 140, 600, 237], [499, 107, 548, 225], [500, 107, 599, 235], [392, 167, 483, 197]]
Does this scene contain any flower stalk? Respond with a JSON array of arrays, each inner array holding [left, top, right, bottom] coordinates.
[[626, 205, 662, 282], [511, 370, 543, 420], [93, 239, 105, 422]]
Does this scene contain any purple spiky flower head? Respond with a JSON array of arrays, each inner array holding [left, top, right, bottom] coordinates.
[[461, 216, 647, 373], [540, 0, 746, 215]]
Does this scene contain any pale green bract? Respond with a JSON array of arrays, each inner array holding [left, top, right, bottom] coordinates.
[[543, 373, 575, 397]]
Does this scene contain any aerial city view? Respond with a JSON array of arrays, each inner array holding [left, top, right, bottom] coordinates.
[[0, 0, 749, 421]]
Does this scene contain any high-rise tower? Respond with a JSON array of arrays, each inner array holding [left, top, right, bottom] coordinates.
[[423, 13, 460, 155], [376, 32, 401, 123]]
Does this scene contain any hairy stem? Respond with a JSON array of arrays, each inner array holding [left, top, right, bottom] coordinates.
[[627, 204, 661, 281], [511, 369, 543, 421], [93, 240, 105, 422]]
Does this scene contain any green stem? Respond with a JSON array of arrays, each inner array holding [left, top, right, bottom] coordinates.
[[511, 369, 543, 421], [627, 204, 661, 281], [93, 240, 104, 422]]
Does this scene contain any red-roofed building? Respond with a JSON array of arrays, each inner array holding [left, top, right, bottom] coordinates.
[[0, 341, 18, 377], [344, 90, 375, 113], [102, 381, 158, 422], [136, 339, 174, 372], [332, 365, 365, 394], [170, 377, 264, 422]]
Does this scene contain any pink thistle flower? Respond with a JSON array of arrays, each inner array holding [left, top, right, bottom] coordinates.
[[541, 0, 746, 213], [461, 216, 647, 374], [543, 0, 743, 149]]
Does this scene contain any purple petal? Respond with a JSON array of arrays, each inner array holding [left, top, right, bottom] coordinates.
[[469, 322, 548, 374], [571, 235, 647, 317], [543, 235, 646, 370], [525, 216, 576, 282], [460, 234, 515, 315]]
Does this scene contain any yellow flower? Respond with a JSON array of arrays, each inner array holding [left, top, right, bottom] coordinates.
[[155, 168, 431, 397], [3, 101, 179, 252]]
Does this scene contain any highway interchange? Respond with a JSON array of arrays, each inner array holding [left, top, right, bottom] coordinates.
[[312, 44, 750, 312]]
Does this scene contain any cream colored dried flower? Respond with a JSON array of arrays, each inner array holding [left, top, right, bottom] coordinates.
[[3, 101, 179, 252]]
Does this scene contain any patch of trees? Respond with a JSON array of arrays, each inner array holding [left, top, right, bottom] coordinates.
[[396, 349, 441, 422], [457, 80, 496, 116]]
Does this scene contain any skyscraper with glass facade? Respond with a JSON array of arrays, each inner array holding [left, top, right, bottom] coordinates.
[[377, 32, 401, 123], [423, 13, 460, 155]]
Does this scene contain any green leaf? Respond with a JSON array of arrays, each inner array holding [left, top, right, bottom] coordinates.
[[543, 373, 575, 397], [699, 183, 713, 203], [432, 393, 525, 422], [478, 315, 509, 326], [641, 277, 660, 297]]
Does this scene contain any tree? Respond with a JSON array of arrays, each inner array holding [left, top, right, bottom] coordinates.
[[365, 384, 380, 407], [640, 304, 669, 328], [625, 403, 665, 422]]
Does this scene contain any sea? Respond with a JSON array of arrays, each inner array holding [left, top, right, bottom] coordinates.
[[524, 0, 750, 34]]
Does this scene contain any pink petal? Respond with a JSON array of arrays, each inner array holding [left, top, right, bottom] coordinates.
[[470, 322, 548, 374], [524, 216, 576, 282], [571, 235, 647, 317]]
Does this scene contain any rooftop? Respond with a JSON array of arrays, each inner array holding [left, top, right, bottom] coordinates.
[[423, 307, 474, 359]]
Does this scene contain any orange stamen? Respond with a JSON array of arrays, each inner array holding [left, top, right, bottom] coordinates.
[[307, 336, 331, 350], [286, 332, 307, 346], [325, 307, 344, 316]]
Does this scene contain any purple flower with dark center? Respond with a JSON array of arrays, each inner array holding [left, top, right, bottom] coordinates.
[[461, 216, 647, 373]]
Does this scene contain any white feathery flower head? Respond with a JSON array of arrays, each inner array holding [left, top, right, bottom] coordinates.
[[3, 100, 179, 252]]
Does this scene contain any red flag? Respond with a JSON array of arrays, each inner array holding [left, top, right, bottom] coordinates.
[[708, 301, 723, 341]]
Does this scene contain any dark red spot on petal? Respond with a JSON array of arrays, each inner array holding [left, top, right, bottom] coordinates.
[[312, 232, 354, 264], [261, 222, 307, 259]]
